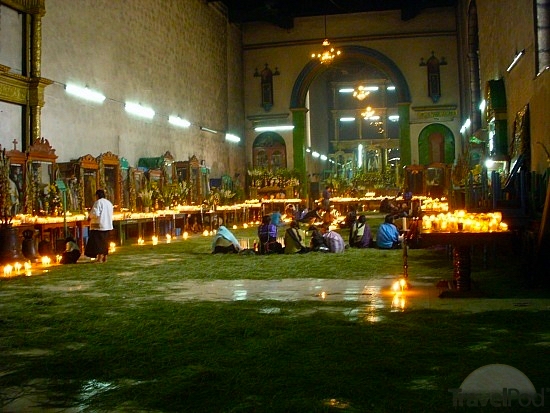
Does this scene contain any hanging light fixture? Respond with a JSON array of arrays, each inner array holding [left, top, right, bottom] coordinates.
[[311, 15, 341, 64], [361, 106, 375, 119], [353, 86, 370, 101]]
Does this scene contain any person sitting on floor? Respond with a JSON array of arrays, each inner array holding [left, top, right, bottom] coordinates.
[[349, 215, 373, 248], [308, 225, 328, 252], [61, 236, 81, 264], [284, 221, 309, 254], [212, 225, 242, 254], [258, 215, 283, 254], [320, 223, 345, 253], [376, 214, 403, 249]]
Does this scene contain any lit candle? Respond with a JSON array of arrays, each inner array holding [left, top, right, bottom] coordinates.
[[24, 261, 32, 276], [166, 234, 172, 243], [203, 230, 209, 236], [152, 235, 158, 245], [14, 262, 22, 274], [138, 237, 144, 245], [56, 255, 62, 264], [243, 223, 248, 229], [3, 264, 13, 277], [233, 225, 237, 230], [41, 256, 51, 266], [183, 231, 189, 240], [109, 242, 116, 253]]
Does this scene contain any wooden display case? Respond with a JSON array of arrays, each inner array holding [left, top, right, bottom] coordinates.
[[97, 151, 121, 210], [25, 138, 58, 215]]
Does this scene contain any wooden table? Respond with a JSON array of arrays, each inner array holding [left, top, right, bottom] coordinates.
[[418, 231, 514, 292]]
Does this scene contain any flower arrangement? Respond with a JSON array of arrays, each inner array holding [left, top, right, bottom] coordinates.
[[138, 188, 154, 208], [247, 168, 301, 189]]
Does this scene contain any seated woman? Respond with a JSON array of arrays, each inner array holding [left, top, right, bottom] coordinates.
[[212, 226, 242, 254], [284, 221, 309, 254], [308, 225, 329, 252], [257, 215, 283, 254], [349, 215, 372, 248], [61, 236, 81, 264], [376, 215, 403, 249]]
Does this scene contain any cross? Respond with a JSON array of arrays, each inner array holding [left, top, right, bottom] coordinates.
[[12, 139, 18, 150]]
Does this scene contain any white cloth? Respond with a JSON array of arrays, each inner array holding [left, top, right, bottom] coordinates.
[[90, 197, 114, 230]]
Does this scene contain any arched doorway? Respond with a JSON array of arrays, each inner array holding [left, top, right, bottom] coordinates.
[[289, 45, 412, 196], [418, 123, 455, 165], [252, 132, 287, 171]]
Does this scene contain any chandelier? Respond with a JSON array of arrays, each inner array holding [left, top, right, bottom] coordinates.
[[361, 106, 375, 119], [353, 86, 370, 101], [311, 16, 341, 64]]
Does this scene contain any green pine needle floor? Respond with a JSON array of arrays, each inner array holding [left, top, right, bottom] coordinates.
[[1, 225, 549, 412]]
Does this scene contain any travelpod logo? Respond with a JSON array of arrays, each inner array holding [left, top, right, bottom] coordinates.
[[449, 364, 546, 408]]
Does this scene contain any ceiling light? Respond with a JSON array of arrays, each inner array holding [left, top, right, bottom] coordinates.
[[352, 86, 370, 101], [311, 16, 341, 64], [361, 106, 375, 119], [254, 125, 294, 132], [225, 133, 240, 142], [65, 84, 106, 103], [125, 102, 155, 119], [200, 126, 218, 134], [168, 115, 191, 128]]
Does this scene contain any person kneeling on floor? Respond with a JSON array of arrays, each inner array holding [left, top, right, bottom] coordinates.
[[61, 236, 81, 264], [212, 226, 242, 254]]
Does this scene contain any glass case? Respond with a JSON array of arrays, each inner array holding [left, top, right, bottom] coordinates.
[[6, 148, 26, 215], [25, 138, 58, 215], [97, 151, 121, 210]]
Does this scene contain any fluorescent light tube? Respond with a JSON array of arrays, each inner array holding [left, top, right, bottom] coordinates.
[[125, 102, 155, 119], [169, 116, 191, 128], [65, 84, 106, 103]]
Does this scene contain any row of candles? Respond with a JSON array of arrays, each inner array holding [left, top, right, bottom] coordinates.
[[421, 210, 508, 232], [2, 242, 118, 278]]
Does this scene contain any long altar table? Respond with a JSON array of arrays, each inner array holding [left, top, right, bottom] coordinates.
[[330, 197, 385, 214], [418, 231, 514, 292]]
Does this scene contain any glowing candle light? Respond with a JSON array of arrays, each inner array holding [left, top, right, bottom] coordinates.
[[138, 237, 144, 245], [24, 261, 32, 276], [56, 255, 62, 264], [152, 235, 158, 245], [243, 223, 248, 229], [109, 242, 116, 253], [203, 230, 209, 236], [233, 225, 237, 230], [14, 262, 22, 274], [166, 234, 172, 243], [41, 256, 51, 266], [3, 264, 13, 277], [183, 231, 189, 240]]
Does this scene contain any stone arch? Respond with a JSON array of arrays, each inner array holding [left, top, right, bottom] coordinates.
[[289, 45, 412, 195], [290, 45, 411, 108], [418, 123, 455, 165]]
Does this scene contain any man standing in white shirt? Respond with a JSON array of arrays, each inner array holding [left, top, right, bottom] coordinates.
[[85, 189, 114, 262]]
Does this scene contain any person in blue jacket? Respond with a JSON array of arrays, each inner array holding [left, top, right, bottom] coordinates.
[[376, 214, 402, 249]]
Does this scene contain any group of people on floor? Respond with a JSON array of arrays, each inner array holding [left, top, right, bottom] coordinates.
[[212, 206, 405, 255]]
